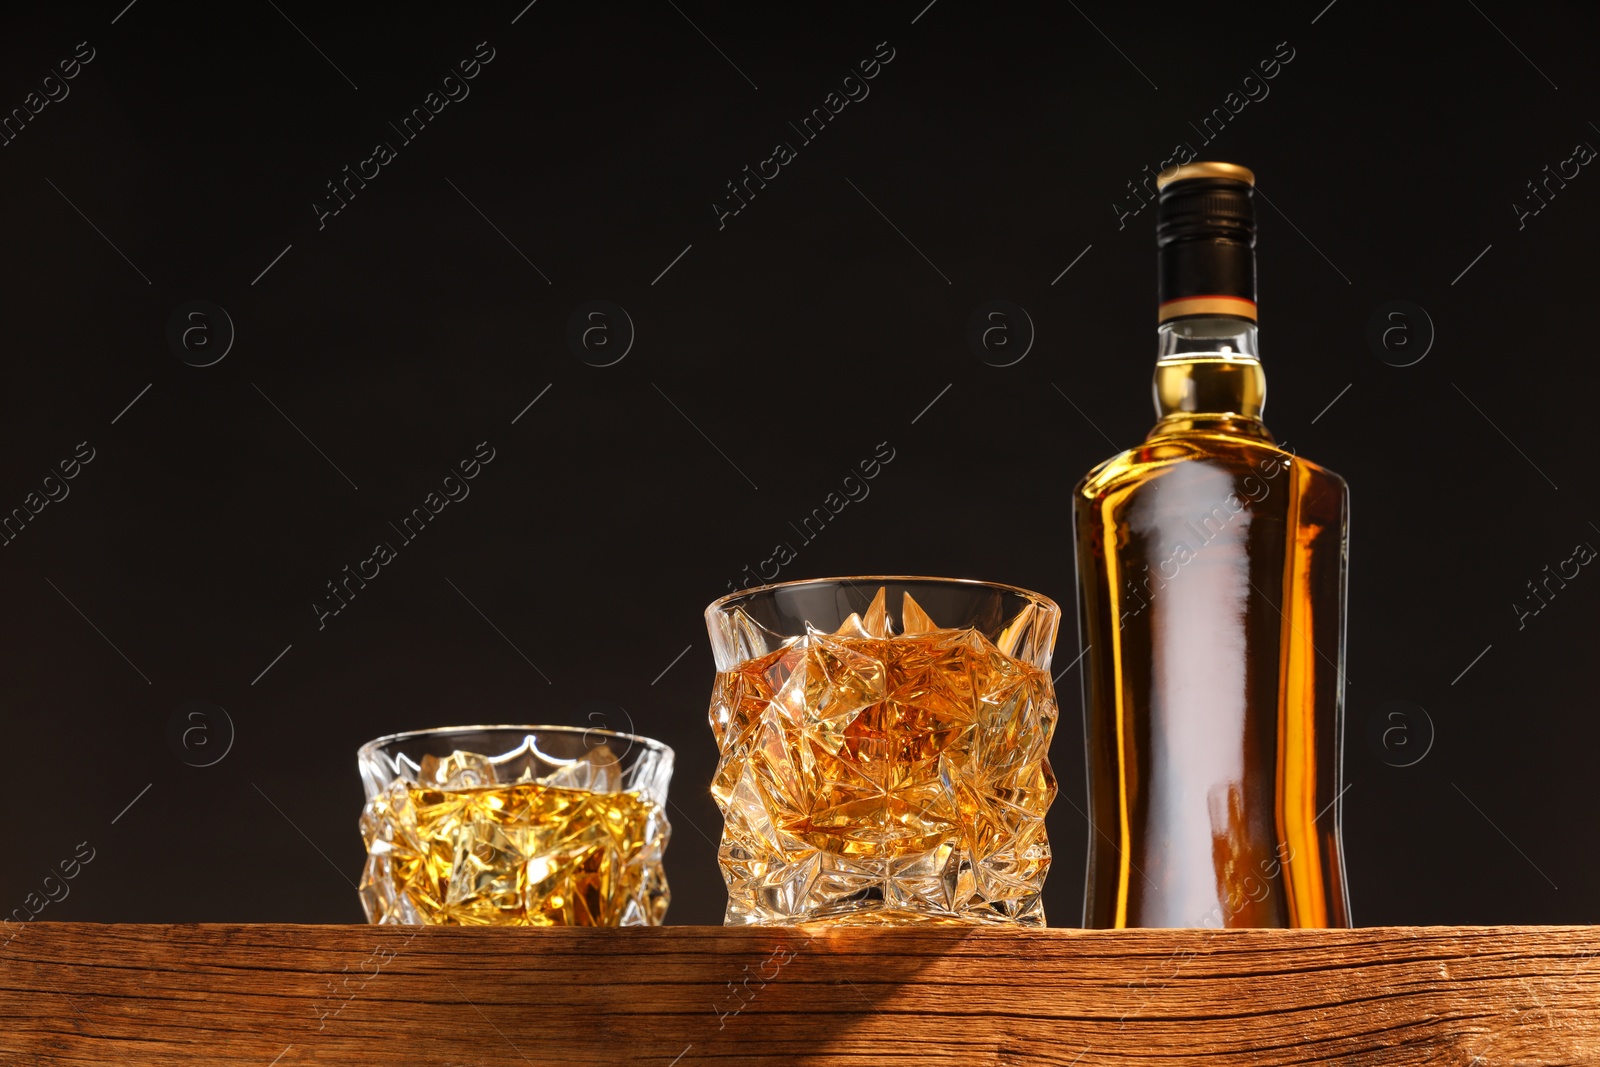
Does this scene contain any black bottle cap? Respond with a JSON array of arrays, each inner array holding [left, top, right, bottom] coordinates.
[[1156, 162, 1257, 323]]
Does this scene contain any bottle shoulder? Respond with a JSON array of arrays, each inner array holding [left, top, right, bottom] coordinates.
[[1075, 428, 1346, 503]]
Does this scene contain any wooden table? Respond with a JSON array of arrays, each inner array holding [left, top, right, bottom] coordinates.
[[4, 924, 1596, 1064]]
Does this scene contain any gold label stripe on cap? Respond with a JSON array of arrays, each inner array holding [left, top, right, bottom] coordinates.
[[1158, 295, 1258, 322]]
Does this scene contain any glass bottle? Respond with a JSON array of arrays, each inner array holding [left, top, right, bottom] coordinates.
[[1073, 162, 1351, 928]]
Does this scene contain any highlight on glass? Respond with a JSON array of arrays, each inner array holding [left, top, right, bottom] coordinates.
[[705, 577, 1061, 926], [357, 725, 673, 927]]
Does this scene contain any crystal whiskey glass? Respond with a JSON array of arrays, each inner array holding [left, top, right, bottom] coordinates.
[[706, 577, 1060, 926]]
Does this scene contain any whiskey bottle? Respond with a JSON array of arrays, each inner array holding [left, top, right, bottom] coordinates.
[[1072, 162, 1351, 928]]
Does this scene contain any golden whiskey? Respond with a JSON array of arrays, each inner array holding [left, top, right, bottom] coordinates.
[[709, 585, 1057, 925], [360, 773, 669, 926]]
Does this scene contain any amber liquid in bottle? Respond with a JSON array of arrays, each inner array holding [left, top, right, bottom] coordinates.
[[1073, 168, 1351, 928]]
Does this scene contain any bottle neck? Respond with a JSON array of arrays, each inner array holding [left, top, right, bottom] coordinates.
[[1151, 315, 1269, 436]]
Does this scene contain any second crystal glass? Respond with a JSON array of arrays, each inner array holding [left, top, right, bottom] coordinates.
[[358, 725, 673, 926], [706, 577, 1061, 926]]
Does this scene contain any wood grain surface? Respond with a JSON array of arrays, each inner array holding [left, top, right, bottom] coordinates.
[[1, 924, 1596, 1065]]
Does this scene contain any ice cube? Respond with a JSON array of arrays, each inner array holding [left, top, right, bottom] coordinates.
[[419, 749, 497, 791], [773, 633, 885, 727]]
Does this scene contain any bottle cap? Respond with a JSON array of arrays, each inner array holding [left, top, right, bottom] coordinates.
[[1155, 162, 1257, 323], [1155, 161, 1256, 189]]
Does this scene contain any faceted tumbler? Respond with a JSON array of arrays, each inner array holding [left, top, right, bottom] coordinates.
[[357, 725, 673, 926], [705, 577, 1061, 926]]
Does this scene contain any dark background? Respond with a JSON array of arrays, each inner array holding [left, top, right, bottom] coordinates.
[[1, 0, 1595, 928]]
